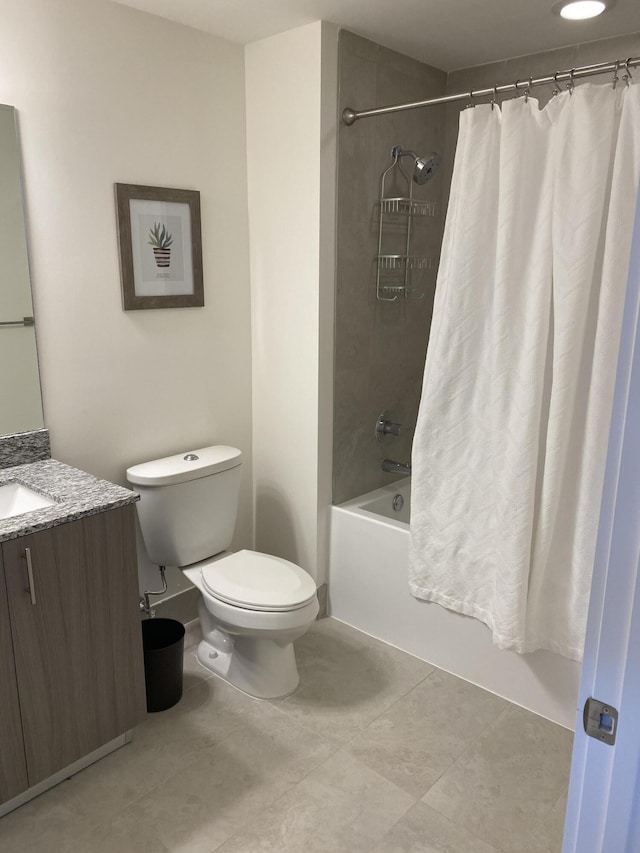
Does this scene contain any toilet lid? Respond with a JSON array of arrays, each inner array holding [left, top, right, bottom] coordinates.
[[201, 550, 317, 612]]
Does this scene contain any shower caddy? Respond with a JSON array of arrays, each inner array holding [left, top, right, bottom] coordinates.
[[376, 146, 436, 302]]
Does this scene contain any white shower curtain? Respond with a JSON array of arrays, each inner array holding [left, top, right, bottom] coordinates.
[[409, 82, 640, 661]]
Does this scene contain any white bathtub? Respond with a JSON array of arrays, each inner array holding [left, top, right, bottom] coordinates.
[[329, 478, 580, 729]]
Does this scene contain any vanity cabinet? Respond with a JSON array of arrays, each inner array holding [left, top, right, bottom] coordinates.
[[0, 567, 28, 802], [0, 504, 146, 800]]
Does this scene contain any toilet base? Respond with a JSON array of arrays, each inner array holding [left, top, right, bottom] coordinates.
[[196, 635, 300, 700], [185, 564, 318, 700]]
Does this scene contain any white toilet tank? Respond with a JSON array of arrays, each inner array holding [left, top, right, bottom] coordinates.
[[126, 446, 242, 568]]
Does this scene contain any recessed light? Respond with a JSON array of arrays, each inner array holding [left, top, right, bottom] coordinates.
[[555, 0, 608, 20]]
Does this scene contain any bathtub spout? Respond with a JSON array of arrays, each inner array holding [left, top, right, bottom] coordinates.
[[381, 459, 411, 475]]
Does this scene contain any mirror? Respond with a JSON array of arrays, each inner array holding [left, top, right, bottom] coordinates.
[[0, 104, 44, 436]]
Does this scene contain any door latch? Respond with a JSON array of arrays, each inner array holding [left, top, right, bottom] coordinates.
[[583, 697, 618, 746]]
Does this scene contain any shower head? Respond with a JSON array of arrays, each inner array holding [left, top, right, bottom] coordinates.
[[393, 146, 441, 184], [413, 152, 441, 184]]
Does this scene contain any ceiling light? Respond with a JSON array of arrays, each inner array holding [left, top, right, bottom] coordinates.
[[556, 1, 607, 20]]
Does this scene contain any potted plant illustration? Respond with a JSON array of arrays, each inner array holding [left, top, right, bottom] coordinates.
[[148, 222, 173, 268]]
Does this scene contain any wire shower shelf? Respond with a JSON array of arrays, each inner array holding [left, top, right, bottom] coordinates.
[[376, 149, 437, 301]]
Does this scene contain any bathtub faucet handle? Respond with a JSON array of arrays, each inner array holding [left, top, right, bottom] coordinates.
[[376, 410, 402, 444]]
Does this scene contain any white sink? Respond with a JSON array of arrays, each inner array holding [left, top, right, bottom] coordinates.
[[0, 482, 55, 520]]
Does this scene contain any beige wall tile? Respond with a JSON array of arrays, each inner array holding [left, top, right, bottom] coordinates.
[[442, 32, 640, 204], [334, 29, 447, 503]]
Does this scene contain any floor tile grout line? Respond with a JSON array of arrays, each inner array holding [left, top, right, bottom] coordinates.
[[291, 642, 508, 759], [420, 790, 506, 852], [360, 796, 422, 853], [416, 701, 515, 803], [3, 620, 573, 853], [523, 782, 569, 850], [212, 741, 421, 853], [217, 623, 442, 843], [80, 704, 339, 853], [45, 751, 182, 851], [413, 704, 515, 848], [209, 738, 349, 852], [396, 801, 505, 853], [270, 649, 436, 749], [338, 666, 511, 789], [420, 700, 570, 853], [64, 684, 262, 843], [333, 661, 439, 745], [207, 712, 346, 849]]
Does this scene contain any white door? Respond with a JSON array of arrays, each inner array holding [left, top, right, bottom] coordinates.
[[563, 193, 640, 852]]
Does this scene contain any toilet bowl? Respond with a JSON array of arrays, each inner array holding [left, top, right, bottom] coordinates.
[[126, 446, 319, 699], [184, 550, 318, 698]]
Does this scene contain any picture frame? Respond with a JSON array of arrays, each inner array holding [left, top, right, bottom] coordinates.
[[115, 183, 204, 310]]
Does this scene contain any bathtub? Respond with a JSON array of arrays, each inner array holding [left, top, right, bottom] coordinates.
[[329, 478, 580, 729]]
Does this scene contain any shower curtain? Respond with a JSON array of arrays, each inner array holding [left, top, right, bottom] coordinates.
[[409, 81, 640, 661]]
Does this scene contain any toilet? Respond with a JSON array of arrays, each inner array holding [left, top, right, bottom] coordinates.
[[126, 446, 319, 699]]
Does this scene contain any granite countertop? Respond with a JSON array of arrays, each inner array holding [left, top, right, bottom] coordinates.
[[0, 459, 139, 543]]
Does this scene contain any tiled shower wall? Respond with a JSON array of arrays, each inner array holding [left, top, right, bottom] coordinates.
[[333, 31, 447, 504], [333, 28, 640, 506], [444, 31, 640, 205]]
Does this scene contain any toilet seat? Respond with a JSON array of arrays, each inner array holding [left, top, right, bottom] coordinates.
[[201, 549, 317, 612]]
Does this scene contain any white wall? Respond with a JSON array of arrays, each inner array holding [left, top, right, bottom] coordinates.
[[317, 27, 338, 585], [0, 0, 253, 592], [245, 22, 337, 586]]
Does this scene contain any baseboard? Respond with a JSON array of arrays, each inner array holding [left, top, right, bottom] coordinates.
[[183, 618, 202, 650], [0, 731, 132, 818], [316, 583, 328, 619], [153, 587, 200, 625]]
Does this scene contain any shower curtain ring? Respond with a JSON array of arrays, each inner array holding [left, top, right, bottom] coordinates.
[[622, 58, 633, 86], [466, 89, 475, 109], [612, 60, 620, 89], [567, 70, 575, 95], [524, 78, 533, 102], [552, 72, 561, 98], [490, 85, 498, 110]]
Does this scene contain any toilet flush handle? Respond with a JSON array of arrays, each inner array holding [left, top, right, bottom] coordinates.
[[184, 454, 199, 461]]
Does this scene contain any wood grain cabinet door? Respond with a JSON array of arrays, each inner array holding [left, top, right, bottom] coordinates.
[[2, 505, 146, 787], [0, 555, 28, 804]]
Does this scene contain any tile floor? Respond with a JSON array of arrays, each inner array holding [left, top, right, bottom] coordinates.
[[0, 618, 573, 853]]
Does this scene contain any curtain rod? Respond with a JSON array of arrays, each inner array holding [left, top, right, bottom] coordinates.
[[342, 55, 640, 125]]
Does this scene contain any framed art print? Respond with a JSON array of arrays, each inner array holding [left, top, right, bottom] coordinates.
[[115, 183, 204, 310]]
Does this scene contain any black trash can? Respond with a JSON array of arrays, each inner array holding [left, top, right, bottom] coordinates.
[[141, 618, 185, 712]]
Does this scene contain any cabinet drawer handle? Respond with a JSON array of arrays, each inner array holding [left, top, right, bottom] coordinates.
[[24, 547, 36, 606]]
